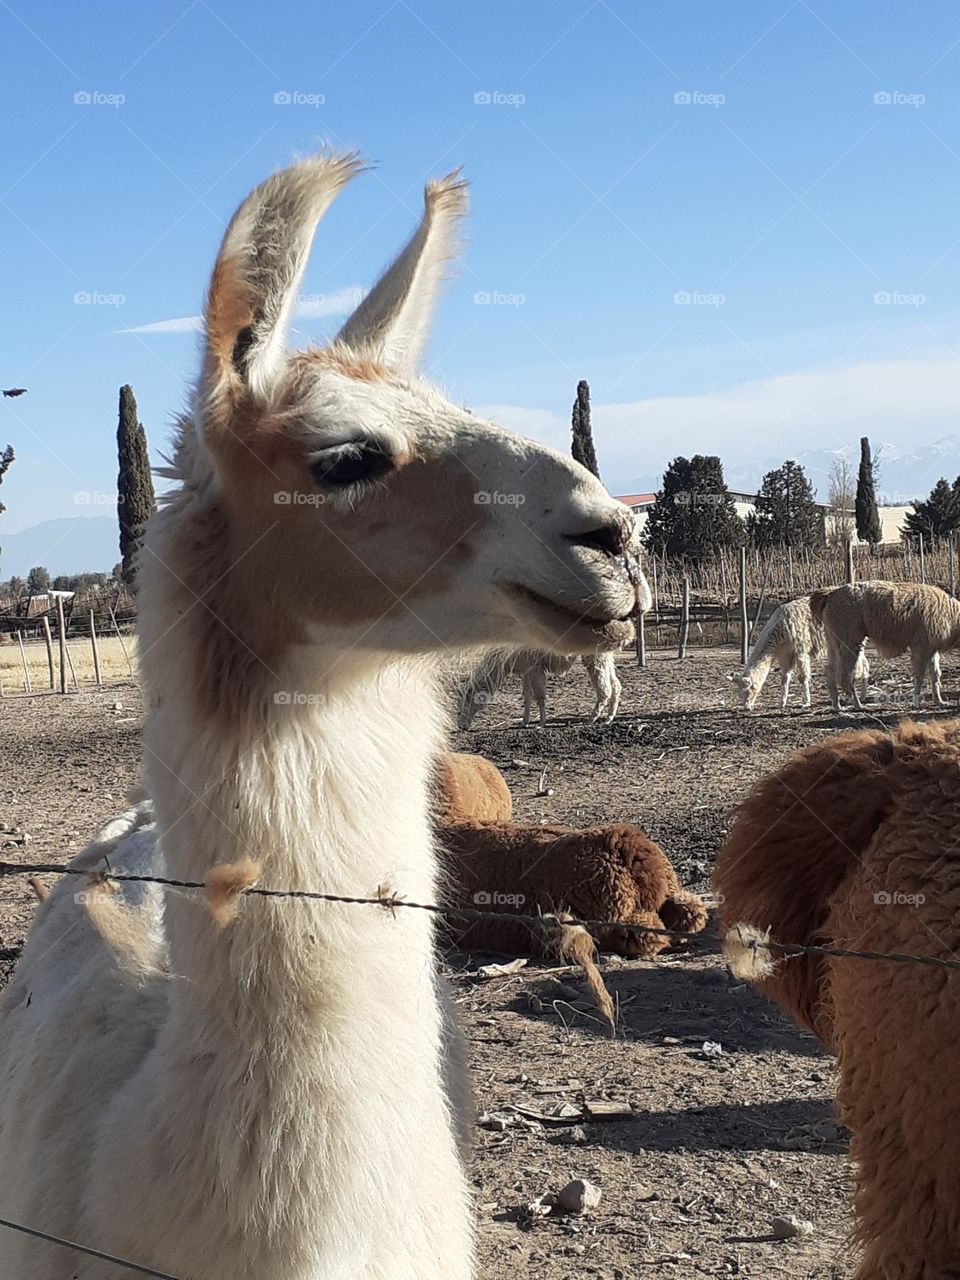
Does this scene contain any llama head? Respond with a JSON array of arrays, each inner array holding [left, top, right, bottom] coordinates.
[[171, 153, 638, 670], [728, 670, 759, 709]]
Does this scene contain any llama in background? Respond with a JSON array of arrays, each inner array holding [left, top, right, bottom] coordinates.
[[811, 579, 960, 710], [732, 594, 869, 710]]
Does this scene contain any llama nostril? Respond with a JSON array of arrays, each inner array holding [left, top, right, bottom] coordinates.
[[565, 520, 628, 559]]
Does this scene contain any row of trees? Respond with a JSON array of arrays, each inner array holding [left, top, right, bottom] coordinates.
[[640, 452, 870, 560], [0, 565, 123, 601]]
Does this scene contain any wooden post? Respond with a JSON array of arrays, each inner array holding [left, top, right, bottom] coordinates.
[[636, 611, 646, 668], [919, 534, 926, 584], [89, 611, 102, 687], [846, 540, 855, 585], [787, 544, 794, 593], [64, 639, 80, 691], [738, 547, 748, 663], [16, 631, 31, 693], [41, 615, 55, 688], [719, 554, 730, 643], [651, 557, 661, 645], [678, 577, 690, 660], [108, 606, 135, 678], [750, 555, 772, 644], [950, 536, 955, 596], [55, 595, 67, 695]]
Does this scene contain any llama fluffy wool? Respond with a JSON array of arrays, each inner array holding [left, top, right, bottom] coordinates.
[[713, 720, 960, 1278], [433, 752, 513, 825], [440, 821, 707, 959], [733, 594, 868, 710], [811, 579, 960, 709]]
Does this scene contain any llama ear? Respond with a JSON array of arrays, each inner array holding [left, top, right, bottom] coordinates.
[[202, 152, 364, 418], [336, 171, 468, 372]]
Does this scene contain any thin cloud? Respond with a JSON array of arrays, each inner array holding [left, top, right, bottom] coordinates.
[[118, 285, 364, 335]]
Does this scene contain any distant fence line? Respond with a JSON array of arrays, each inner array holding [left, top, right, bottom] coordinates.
[[640, 535, 958, 658]]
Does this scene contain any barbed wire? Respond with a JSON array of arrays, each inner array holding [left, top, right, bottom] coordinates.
[[3, 858, 960, 973], [0, 1216, 180, 1278]]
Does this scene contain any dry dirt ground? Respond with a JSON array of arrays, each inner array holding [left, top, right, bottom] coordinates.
[[1, 644, 958, 1279]]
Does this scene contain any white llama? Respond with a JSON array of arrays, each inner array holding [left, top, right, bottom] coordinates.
[[457, 649, 622, 728], [731, 594, 870, 710], [0, 155, 640, 1280]]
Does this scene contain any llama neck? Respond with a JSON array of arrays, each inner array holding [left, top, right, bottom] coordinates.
[[144, 648, 445, 1012]]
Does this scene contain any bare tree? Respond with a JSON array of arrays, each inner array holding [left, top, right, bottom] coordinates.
[[827, 453, 856, 546]]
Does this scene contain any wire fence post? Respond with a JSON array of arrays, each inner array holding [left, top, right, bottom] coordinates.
[[55, 595, 67, 695], [41, 615, 55, 688], [678, 577, 690, 660], [16, 631, 31, 693], [89, 611, 102, 688], [950, 536, 955, 596], [846, 539, 855, 585], [635, 610, 646, 668], [738, 547, 748, 663], [919, 534, 926, 584]]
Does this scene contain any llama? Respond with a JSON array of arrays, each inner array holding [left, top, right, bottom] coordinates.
[[457, 533, 648, 729], [0, 155, 642, 1279], [811, 579, 960, 710], [440, 820, 707, 960], [731, 594, 869, 710], [433, 751, 513, 825], [713, 721, 960, 1279], [458, 648, 622, 728]]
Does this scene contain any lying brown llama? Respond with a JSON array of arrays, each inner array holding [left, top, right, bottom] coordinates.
[[811, 579, 960, 710], [440, 821, 707, 959], [713, 720, 960, 1278], [433, 752, 512, 825]]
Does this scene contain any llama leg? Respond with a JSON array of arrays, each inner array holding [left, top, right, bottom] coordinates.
[[841, 642, 863, 710], [780, 663, 792, 709], [826, 647, 841, 712], [582, 655, 603, 721], [910, 649, 928, 709], [528, 666, 547, 729], [799, 655, 812, 707], [855, 646, 870, 704], [521, 672, 533, 726], [931, 651, 945, 705], [606, 669, 622, 722]]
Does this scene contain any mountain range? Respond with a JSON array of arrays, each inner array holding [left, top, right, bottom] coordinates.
[[612, 437, 960, 506]]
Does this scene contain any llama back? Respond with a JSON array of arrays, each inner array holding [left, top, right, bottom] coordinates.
[[713, 729, 897, 1045]]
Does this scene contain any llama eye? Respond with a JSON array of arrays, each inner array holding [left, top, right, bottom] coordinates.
[[311, 444, 390, 488]]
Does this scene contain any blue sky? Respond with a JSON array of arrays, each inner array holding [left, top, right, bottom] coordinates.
[[4, 0, 960, 552]]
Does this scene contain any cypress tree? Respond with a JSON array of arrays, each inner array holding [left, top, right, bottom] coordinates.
[[117, 385, 157, 588], [855, 436, 882, 545], [570, 380, 600, 480]]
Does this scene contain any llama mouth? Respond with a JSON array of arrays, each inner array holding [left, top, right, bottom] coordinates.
[[505, 583, 634, 643]]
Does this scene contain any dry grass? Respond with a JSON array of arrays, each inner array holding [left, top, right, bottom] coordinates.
[[0, 634, 136, 693]]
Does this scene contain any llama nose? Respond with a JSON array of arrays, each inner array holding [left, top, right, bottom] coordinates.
[[565, 518, 629, 559]]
